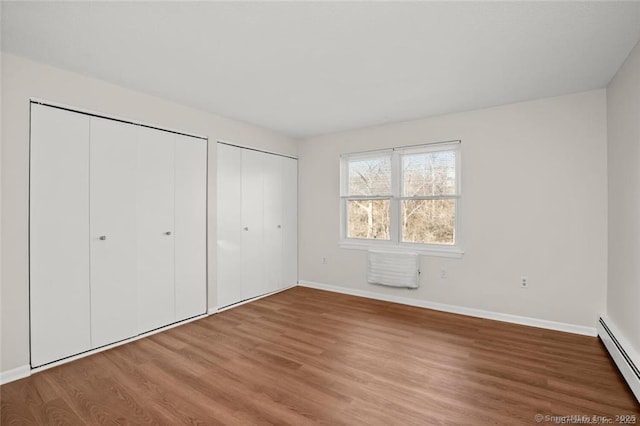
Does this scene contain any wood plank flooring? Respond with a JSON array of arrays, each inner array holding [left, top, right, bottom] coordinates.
[[2, 286, 638, 425]]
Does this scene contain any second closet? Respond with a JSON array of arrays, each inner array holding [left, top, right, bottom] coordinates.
[[217, 143, 298, 308]]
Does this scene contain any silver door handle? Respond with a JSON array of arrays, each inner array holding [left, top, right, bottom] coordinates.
[[243, 227, 249, 231], [165, 231, 172, 235], [99, 236, 107, 240]]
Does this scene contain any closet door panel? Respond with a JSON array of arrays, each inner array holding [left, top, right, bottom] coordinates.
[[217, 143, 243, 308], [263, 154, 283, 293], [241, 149, 266, 300], [174, 135, 207, 320], [90, 117, 138, 348], [30, 104, 92, 367], [137, 127, 176, 332], [282, 157, 298, 289]]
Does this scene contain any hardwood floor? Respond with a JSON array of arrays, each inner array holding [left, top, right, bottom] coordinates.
[[2, 286, 638, 425]]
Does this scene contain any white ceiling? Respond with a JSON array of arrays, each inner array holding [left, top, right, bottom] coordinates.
[[2, 1, 640, 138]]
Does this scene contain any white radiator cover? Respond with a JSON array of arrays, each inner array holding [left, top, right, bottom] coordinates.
[[597, 316, 640, 403], [367, 250, 419, 289]]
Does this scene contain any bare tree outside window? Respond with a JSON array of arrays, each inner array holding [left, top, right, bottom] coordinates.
[[347, 200, 390, 239], [401, 151, 456, 244], [346, 157, 391, 239]]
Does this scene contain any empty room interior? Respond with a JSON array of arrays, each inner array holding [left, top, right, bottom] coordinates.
[[2, 1, 640, 424]]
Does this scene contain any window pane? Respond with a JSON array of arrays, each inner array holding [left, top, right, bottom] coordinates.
[[348, 156, 392, 196], [347, 199, 390, 240], [402, 150, 456, 196], [401, 199, 455, 244]]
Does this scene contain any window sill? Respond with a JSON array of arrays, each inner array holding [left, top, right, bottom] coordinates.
[[339, 240, 464, 258]]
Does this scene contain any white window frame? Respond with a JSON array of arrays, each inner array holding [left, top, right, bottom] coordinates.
[[339, 140, 463, 258]]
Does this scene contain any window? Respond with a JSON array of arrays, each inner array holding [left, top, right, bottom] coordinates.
[[340, 141, 462, 256]]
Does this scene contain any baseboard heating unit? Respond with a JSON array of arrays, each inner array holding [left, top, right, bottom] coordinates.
[[597, 317, 640, 402], [367, 250, 419, 289]]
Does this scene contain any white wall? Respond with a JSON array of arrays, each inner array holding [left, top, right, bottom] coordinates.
[[607, 40, 640, 355], [298, 90, 607, 330], [0, 53, 297, 374]]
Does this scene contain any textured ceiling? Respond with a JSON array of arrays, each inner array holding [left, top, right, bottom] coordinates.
[[2, 1, 640, 137]]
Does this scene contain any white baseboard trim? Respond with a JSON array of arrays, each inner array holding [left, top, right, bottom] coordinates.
[[208, 306, 218, 315], [0, 364, 31, 385], [298, 280, 597, 337], [597, 316, 640, 402]]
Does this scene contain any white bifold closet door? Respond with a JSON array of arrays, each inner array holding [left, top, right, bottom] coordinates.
[[216, 143, 243, 308], [217, 143, 298, 309], [90, 117, 139, 348], [30, 104, 92, 367], [263, 153, 283, 294], [240, 149, 267, 300], [282, 157, 298, 288], [174, 135, 207, 321], [137, 130, 207, 327], [136, 126, 176, 332]]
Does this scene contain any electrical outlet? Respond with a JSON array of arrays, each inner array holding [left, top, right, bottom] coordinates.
[[520, 276, 528, 288], [440, 268, 447, 279]]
